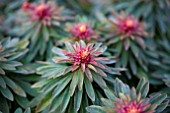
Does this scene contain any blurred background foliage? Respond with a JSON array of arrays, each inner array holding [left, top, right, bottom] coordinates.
[[0, 0, 170, 112]]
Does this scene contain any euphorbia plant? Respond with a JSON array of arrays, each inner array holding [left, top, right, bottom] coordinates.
[[150, 38, 170, 87], [54, 41, 116, 80], [0, 38, 36, 113], [65, 16, 100, 42], [106, 11, 148, 50], [113, 0, 170, 39], [87, 78, 169, 113], [103, 11, 152, 79], [31, 40, 121, 112], [18, 0, 66, 62]]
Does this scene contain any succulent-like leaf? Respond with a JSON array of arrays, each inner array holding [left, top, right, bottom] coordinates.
[[0, 38, 37, 112], [87, 78, 168, 113], [32, 40, 120, 112]]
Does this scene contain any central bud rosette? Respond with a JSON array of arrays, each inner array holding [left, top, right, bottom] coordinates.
[[36, 5, 48, 19], [55, 41, 113, 81], [127, 106, 141, 113], [73, 48, 91, 66], [125, 19, 135, 28], [21, 1, 63, 26], [80, 49, 90, 60], [79, 24, 87, 33], [67, 22, 98, 40], [36, 5, 46, 13], [114, 99, 152, 113], [121, 18, 137, 33]]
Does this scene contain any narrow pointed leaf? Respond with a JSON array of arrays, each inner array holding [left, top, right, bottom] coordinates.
[[84, 77, 95, 101]]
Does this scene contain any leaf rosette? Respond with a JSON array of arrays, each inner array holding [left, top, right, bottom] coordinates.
[[32, 40, 121, 112], [18, 0, 67, 62], [103, 11, 152, 79], [87, 78, 169, 113]]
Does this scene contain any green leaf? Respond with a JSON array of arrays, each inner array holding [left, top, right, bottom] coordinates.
[[43, 66, 67, 78], [17, 80, 38, 97], [8, 49, 28, 61], [86, 105, 106, 113], [141, 81, 149, 98], [52, 47, 66, 57], [46, 40, 53, 58], [80, 40, 86, 48], [23, 29, 34, 40], [68, 98, 77, 113], [25, 45, 38, 62], [36, 93, 53, 112], [131, 42, 139, 57], [4, 76, 26, 97], [28, 94, 45, 108], [101, 98, 114, 108], [0, 63, 16, 71], [104, 89, 116, 101], [129, 55, 137, 74], [0, 67, 5, 75], [15, 96, 30, 108], [5, 61, 22, 67], [0, 76, 6, 88], [65, 42, 75, 52], [84, 76, 95, 101], [74, 89, 83, 111], [150, 94, 167, 105], [156, 100, 169, 112], [69, 72, 79, 96], [24, 108, 31, 113], [61, 87, 70, 112], [32, 79, 51, 88], [115, 41, 123, 56], [39, 36, 46, 55], [0, 87, 14, 101], [107, 36, 119, 45], [0, 96, 9, 113], [115, 78, 131, 95], [37, 65, 57, 73], [93, 73, 107, 89], [146, 104, 157, 112], [30, 24, 41, 49], [85, 68, 93, 82], [121, 50, 128, 67], [93, 43, 102, 52], [96, 68, 107, 77], [136, 78, 146, 94], [15, 40, 29, 49], [119, 93, 126, 99], [78, 69, 84, 90], [41, 76, 70, 94], [130, 87, 137, 100], [124, 38, 130, 50], [14, 108, 22, 113], [42, 26, 49, 41], [83, 94, 89, 112], [53, 75, 72, 97], [49, 90, 66, 112]]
